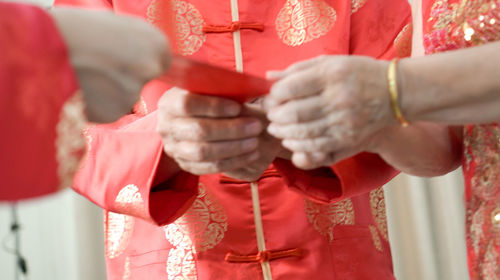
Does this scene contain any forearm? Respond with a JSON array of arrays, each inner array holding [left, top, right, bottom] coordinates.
[[399, 41, 500, 124], [371, 123, 462, 177]]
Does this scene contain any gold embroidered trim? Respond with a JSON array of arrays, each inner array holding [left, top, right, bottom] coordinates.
[[369, 188, 389, 240], [55, 91, 86, 190], [304, 198, 355, 242], [276, 0, 337, 47], [147, 0, 206, 56]]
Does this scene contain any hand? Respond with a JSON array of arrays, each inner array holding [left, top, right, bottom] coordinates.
[[221, 103, 285, 181], [51, 8, 171, 123], [157, 88, 264, 176], [265, 55, 394, 169]]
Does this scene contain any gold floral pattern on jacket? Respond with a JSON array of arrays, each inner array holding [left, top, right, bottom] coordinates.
[[276, 0, 337, 46], [115, 184, 148, 220], [55, 91, 86, 190], [164, 183, 227, 280], [304, 198, 355, 242], [105, 185, 146, 259], [147, 0, 206, 56], [105, 211, 134, 259], [370, 188, 389, 240], [351, 0, 367, 13], [166, 248, 197, 280], [369, 225, 383, 252]]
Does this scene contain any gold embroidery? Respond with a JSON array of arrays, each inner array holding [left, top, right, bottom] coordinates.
[[166, 248, 197, 280], [115, 184, 148, 220], [276, 0, 337, 46], [369, 225, 383, 252], [469, 201, 486, 256], [464, 125, 500, 200], [147, 0, 206, 56], [394, 23, 413, 57], [369, 188, 389, 240], [123, 256, 131, 280], [351, 0, 368, 13], [104, 211, 134, 259], [165, 183, 227, 280], [304, 198, 355, 242], [480, 242, 500, 280], [425, 0, 500, 54], [55, 91, 86, 189]]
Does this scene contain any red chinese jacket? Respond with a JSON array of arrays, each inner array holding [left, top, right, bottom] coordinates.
[[0, 2, 85, 201], [55, 0, 411, 279], [423, 0, 500, 278]]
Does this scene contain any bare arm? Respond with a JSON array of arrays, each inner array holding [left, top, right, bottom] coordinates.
[[399, 42, 500, 125]]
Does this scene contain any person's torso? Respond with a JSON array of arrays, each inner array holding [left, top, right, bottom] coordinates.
[[104, 1, 403, 279]]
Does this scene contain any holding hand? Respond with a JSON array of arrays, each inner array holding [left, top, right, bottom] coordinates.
[[157, 88, 263, 177], [51, 8, 171, 123], [265, 55, 393, 169]]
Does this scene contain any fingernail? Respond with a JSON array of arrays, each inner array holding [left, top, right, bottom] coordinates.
[[225, 104, 240, 116], [246, 121, 262, 135], [242, 138, 258, 150]]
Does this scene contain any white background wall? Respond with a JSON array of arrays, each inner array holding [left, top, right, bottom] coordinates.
[[0, 0, 469, 279]]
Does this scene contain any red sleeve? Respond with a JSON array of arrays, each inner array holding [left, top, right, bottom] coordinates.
[[274, 0, 410, 203], [0, 2, 84, 201], [74, 111, 199, 226], [349, 0, 412, 59]]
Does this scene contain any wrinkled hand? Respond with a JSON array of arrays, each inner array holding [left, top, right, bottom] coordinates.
[[51, 8, 171, 123], [265, 55, 393, 169], [157, 88, 264, 177], [221, 102, 285, 181]]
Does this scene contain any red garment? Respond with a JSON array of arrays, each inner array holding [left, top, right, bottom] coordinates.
[[422, 0, 500, 278], [0, 2, 84, 201], [55, 0, 410, 279]]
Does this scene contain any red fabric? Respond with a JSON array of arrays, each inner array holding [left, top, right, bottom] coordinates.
[[54, 0, 409, 279], [422, 1, 500, 278], [0, 2, 79, 201]]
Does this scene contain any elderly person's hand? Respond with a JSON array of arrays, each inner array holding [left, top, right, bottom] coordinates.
[[157, 88, 284, 181], [52, 8, 171, 123], [265, 55, 394, 170]]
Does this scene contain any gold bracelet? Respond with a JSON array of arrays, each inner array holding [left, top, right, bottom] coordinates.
[[387, 58, 410, 127]]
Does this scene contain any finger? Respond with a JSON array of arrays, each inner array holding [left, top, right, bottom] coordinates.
[[267, 94, 325, 124], [175, 151, 260, 175], [159, 88, 241, 118], [163, 138, 259, 161], [266, 56, 326, 80], [164, 117, 263, 141], [265, 68, 324, 108], [267, 119, 328, 140], [291, 152, 330, 170], [282, 137, 336, 153]]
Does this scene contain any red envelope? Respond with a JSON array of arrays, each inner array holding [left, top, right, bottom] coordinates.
[[159, 55, 272, 103]]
